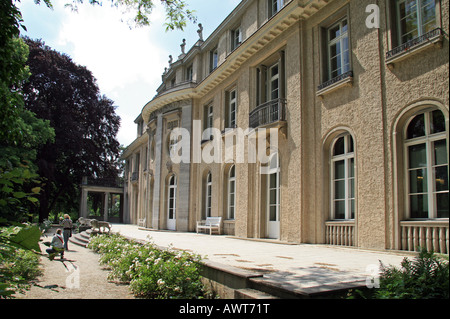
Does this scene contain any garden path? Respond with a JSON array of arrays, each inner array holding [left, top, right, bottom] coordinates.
[[15, 241, 134, 299]]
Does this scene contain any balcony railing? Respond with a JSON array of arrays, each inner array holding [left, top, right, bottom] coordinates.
[[82, 176, 123, 188], [317, 70, 353, 92], [156, 80, 197, 97], [249, 98, 286, 128], [386, 28, 443, 61], [325, 221, 355, 247], [400, 220, 448, 254]]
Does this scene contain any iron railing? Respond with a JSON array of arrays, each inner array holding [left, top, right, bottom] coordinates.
[[317, 70, 353, 91], [249, 98, 286, 128], [386, 28, 443, 60]]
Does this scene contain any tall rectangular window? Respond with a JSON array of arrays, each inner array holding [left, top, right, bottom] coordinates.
[[226, 89, 237, 128], [186, 64, 193, 81], [204, 104, 213, 130], [268, 63, 279, 101], [203, 103, 214, 141], [396, 0, 436, 44], [327, 18, 350, 80], [231, 27, 242, 51], [205, 172, 212, 218], [210, 47, 218, 72], [269, 0, 285, 18]]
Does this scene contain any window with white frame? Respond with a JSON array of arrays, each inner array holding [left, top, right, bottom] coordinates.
[[396, 0, 437, 44], [327, 18, 350, 80], [268, 153, 280, 223], [269, 0, 285, 18], [186, 64, 193, 81], [167, 175, 177, 220], [404, 109, 448, 219], [268, 63, 280, 101], [231, 27, 242, 51], [204, 104, 213, 130], [203, 103, 214, 142], [210, 47, 218, 72], [227, 89, 237, 128], [331, 134, 355, 220], [205, 172, 212, 218], [227, 165, 236, 219], [255, 51, 285, 107]]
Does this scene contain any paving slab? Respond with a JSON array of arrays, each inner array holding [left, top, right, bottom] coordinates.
[[111, 224, 414, 296]]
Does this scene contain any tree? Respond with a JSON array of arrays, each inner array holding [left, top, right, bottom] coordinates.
[[0, 1, 29, 144], [22, 38, 121, 222], [1, 1, 55, 222]]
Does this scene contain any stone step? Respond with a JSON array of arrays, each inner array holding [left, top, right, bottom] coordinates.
[[69, 231, 91, 248], [234, 288, 279, 299]]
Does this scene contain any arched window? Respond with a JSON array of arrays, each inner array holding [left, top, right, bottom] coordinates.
[[227, 165, 236, 220], [266, 153, 280, 239], [205, 172, 212, 218], [167, 175, 177, 230], [404, 109, 448, 219], [331, 133, 355, 220]]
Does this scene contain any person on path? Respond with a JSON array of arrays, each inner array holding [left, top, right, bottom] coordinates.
[[46, 229, 65, 260], [60, 214, 73, 251]]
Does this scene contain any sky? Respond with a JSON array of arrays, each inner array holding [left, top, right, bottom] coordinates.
[[17, 0, 242, 147]]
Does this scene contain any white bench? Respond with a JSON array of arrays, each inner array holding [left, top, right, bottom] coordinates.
[[196, 217, 222, 235], [138, 218, 146, 227]]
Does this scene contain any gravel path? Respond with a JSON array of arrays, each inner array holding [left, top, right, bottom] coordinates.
[[15, 241, 135, 299]]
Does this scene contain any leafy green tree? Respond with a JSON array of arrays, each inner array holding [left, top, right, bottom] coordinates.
[[1, 1, 55, 222], [0, 1, 29, 144], [22, 38, 121, 222]]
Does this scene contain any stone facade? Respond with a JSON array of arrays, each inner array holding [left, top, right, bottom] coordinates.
[[121, 0, 449, 253]]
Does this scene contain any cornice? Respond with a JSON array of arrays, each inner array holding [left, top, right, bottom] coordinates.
[[141, 0, 331, 123]]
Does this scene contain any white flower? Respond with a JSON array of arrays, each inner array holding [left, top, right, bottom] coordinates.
[[157, 279, 165, 286]]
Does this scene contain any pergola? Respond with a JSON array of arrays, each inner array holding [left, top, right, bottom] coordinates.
[[79, 177, 124, 223]]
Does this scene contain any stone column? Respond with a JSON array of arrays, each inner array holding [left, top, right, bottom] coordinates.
[[176, 102, 192, 231], [103, 192, 110, 222], [151, 114, 163, 229], [79, 188, 88, 218]]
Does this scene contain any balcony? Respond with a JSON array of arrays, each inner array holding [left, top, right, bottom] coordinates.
[[386, 28, 443, 68], [400, 220, 448, 254], [155, 80, 197, 97], [316, 71, 353, 97], [325, 220, 355, 247], [249, 98, 286, 129]]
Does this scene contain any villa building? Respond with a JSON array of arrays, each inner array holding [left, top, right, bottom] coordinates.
[[121, 0, 449, 253]]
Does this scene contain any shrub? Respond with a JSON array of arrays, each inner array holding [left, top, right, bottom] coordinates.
[[88, 234, 208, 299], [1, 226, 42, 298], [374, 249, 449, 299]]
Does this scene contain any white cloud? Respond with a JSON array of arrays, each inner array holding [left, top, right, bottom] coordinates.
[[53, 2, 171, 146], [19, 0, 243, 147], [57, 3, 167, 94]]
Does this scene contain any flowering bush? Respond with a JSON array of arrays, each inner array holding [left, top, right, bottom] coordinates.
[[88, 234, 207, 299]]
